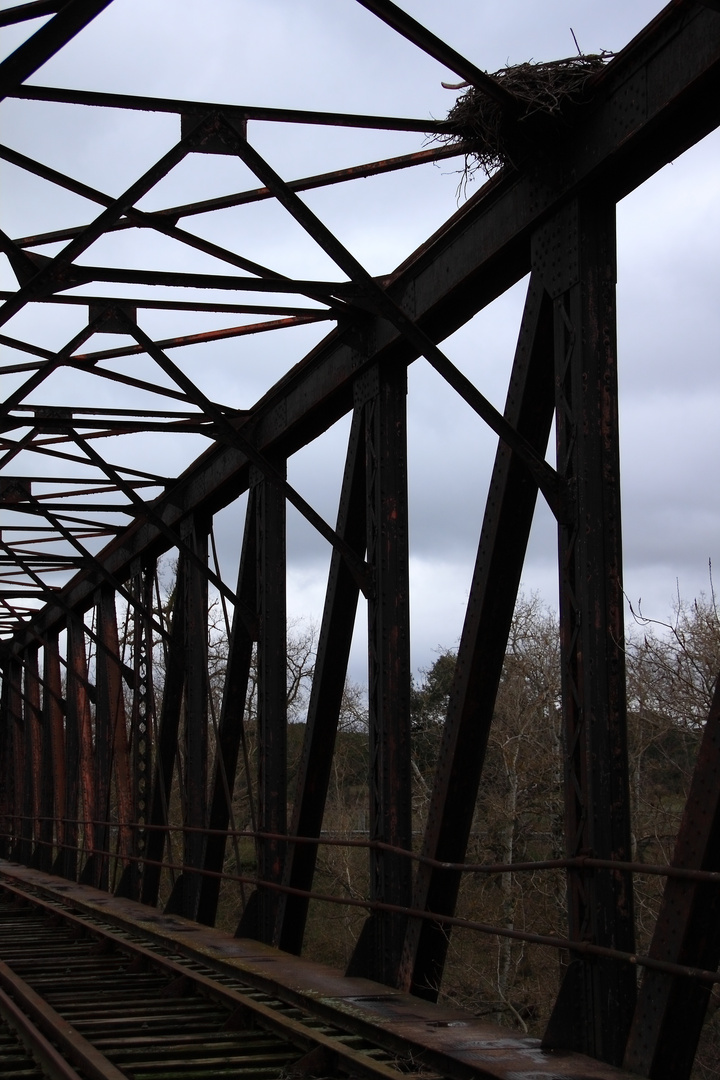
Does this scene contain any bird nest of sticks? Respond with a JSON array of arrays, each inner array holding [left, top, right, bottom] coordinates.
[[439, 52, 613, 180]]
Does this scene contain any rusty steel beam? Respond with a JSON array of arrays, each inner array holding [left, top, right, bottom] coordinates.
[[0, 0, 112, 100], [140, 556, 187, 908], [196, 495, 258, 927], [0, 142, 306, 286], [84, 587, 125, 889], [114, 566, 155, 900], [9, 655, 26, 863], [0, 138, 193, 337], [230, 125, 560, 508], [0, 661, 18, 855], [100, 587, 133, 875], [68, 430, 241, 617], [253, 463, 288, 943], [2, 261, 360, 301], [347, 361, 413, 987], [22, 647, 42, 866], [118, 316, 370, 597], [64, 316, 331, 363], [3, 656, 23, 860], [540, 197, 635, 1067], [6, 143, 462, 251], [38, 633, 62, 872], [63, 614, 91, 882], [623, 675, 720, 1080], [0, 292, 330, 314], [9, 82, 454, 133], [5, 498, 171, 644], [399, 272, 555, 1000], [277, 406, 367, 954], [164, 519, 209, 921]]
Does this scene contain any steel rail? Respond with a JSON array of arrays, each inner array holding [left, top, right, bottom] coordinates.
[[0, 982, 87, 1080], [0, 881, 441, 1080], [0, 962, 129, 1080]]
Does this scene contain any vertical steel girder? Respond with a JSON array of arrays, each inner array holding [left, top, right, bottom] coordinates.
[[539, 197, 636, 1066], [255, 464, 288, 943], [116, 565, 155, 901], [39, 634, 62, 873], [183, 521, 210, 919], [196, 497, 257, 928], [141, 555, 187, 909], [3, 655, 22, 860], [22, 648, 41, 867], [70, 615, 96, 881], [0, 666, 9, 857], [277, 406, 366, 955], [64, 615, 90, 882], [347, 361, 412, 986], [94, 586, 133, 887], [623, 677, 720, 1080], [58, 634, 79, 882], [165, 519, 210, 921], [399, 272, 556, 999], [235, 465, 288, 944]]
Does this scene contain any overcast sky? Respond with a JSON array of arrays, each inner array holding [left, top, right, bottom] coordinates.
[[2, 1, 719, 681]]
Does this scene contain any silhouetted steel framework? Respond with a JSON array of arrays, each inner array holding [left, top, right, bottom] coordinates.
[[0, 2, 719, 1077]]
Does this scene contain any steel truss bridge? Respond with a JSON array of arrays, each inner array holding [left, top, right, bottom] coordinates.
[[0, 2, 719, 1077]]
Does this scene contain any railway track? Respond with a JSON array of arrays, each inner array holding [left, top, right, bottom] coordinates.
[[0, 865, 639, 1080], [0, 879, 442, 1080]]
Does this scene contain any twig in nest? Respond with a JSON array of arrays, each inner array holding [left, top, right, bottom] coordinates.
[[437, 52, 614, 183]]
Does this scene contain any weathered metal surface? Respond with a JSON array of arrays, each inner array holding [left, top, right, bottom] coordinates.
[[20, 646, 40, 867], [252, 463, 288, 943], [623, 673, 720, 1079], [540, 197, 635, 1065], [7, 144, 462, 250], [277, 406, 366, 954], [346, 362, 413, 985], [196, 510, 256, 928], [140, 554, 187, 909], [38, 636, 60, 875], [400, 272, 556, 1000], [165, 520, 209, 922]]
